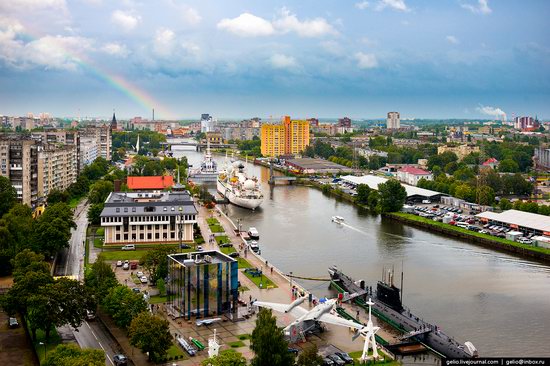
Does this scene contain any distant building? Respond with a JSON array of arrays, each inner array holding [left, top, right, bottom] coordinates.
[[205, 132, 223, 144], [396, 166, 433, 186], [534, 147, 550, 171], [261, 116, 310, 157], [285, 158, 351, 174], [514, 116, 540, 131], [32, 130, 82, 171], [482, 158, 499, 169], [337, 117, 352, 128], [0, 136, 39, 207], [126, 176, 174, 191], [80, 138, 99, 167], [386, 112, 400, 129], [307, 118, 319, 127], [110, 112, 118, 131], [437, 144, 480, 160], [38, 144, 78, 198], [100, 191, 197, 245], [200, 114, 215, 133], [80, 125, 112, 161], [167, 250, 238, 319]]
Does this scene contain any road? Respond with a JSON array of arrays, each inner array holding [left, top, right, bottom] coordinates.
[[55, 199, 123, 366]]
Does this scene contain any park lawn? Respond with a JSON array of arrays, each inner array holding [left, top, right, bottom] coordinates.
[[95, 227, 104, 236], [348, 351, 400, 366], [98, 250, 149, 261], [166, 344, 187, 360], [392, 212, 550, 255], [68, 196, 83, 209], [242, 270, 278, 289], [149, 295, 167, 304], [195, 236, 205, 245], [206, 217, 220, 225], [93, 237, 103, 249], [237, 258, 252, 269], [209, 224, 225, 233], [130, 274, 141, 285], [215, 235, 230, 245], [220, 246, 236, 254], [228, 340, 245, 348]]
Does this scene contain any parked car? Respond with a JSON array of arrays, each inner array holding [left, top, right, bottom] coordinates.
[[130, 261, 138, 270], [479, 229, 489, 234], [197, 246, 203, 251], [327, 354, 346, 366], [116, 260, 123, 267], [334, 352, 354, 364], [180, 244, 191, 249], [323, 358, 335, 366], [8, 317, 19, 328], [288, 347, 299, 355], [113, 354, 128, 366], [140, 276, 148, 284], [220, 243, 233, 248], [136, 271, 144, 277], [122, 262, 129, 270], [132, 288, 141, 293], [229, 252, 240, 258], [121, 244, 135, 251], [518, 237, 533, 244]]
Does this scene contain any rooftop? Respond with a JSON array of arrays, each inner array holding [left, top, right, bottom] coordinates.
[[127, 176, 174, 190], [168, 250, 235, 267], [476, 210, 550, 233], [286, 158, 350, 171], [341, 174, 445, 199], [101, 191, 197, 217], [398, 166, 431, 175]]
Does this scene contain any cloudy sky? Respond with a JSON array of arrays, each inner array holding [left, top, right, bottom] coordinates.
[[0, 0, 548, 120]]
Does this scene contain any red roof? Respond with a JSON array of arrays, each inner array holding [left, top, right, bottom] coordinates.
[[398, 166, 431, 175], [482, 158, 499, 165], [127, 176, 174, 190]]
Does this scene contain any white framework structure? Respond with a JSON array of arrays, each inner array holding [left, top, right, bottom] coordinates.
[[359, 298, 381, 363]]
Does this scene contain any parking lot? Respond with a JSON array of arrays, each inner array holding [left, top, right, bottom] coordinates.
[[409, 204, 535, 244]]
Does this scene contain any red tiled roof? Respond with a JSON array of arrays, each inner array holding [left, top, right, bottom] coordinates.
[[127, 176, 174, 190], [398, 166, 431, 175], [482, 158, 499, 165]]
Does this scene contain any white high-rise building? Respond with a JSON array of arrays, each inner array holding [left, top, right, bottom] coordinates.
[[200, 113, 215, 133], [386, 112, 400, 129]]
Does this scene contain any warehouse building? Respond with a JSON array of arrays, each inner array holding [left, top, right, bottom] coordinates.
[[341, 174, 447, 202], [476, 210, 550, 238]]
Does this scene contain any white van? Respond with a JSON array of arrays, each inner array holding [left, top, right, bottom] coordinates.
[[456, 222, 469, 229], [121, 244, 136, 251]]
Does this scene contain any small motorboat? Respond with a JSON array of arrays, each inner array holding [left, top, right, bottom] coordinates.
[[332, 216, 345, 224], [247, 227, 259, 240]]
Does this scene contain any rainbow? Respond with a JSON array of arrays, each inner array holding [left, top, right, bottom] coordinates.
[[16, 29, 175, 119]]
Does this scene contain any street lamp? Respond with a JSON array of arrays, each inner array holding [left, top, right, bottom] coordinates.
[[179, 211, 184, 252], [39, 341, 46, 360]]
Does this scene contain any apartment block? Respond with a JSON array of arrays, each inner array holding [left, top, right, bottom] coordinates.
[[386, 112, 400, 129], [80, 125, 112, 161], [0, 136, 39, 207], [261, 116, 310, 157], [38, 144, 78, 198]]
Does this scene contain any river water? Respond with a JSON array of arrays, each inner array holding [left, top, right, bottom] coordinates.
[[174, 147, 550, 357]]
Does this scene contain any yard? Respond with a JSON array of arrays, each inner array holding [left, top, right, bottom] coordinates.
[[347, 350, 400, 366], [242, 269, 277, 289]]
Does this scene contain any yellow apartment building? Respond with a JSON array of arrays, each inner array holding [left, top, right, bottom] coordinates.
[[261, 116, 310, 157]]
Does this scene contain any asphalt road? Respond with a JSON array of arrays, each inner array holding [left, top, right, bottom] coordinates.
[[56, 200, 124, 366]]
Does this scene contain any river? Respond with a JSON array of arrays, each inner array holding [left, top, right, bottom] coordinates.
[[174, 147, 550, 357]]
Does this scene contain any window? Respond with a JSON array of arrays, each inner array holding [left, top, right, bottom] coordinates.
[[163, 224, 167, 230], [124, 207, 128, 212], [139, 233, 144, 239], [171, 232, 175, 239], [124, 234, 128, 240], [132, 207, 136, 212], [148, 225, 152, 230], [155, 233, 159, 239], [116, 208, 120, 212], [147, 233, 152, 240], [115, 234, 120, 240], [116, 226, 120, 231], [155, 225, 159, 230]]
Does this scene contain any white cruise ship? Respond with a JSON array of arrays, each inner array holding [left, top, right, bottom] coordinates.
[[217, 161, 263, 210]]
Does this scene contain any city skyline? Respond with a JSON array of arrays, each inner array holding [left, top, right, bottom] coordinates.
[[1, 0, 549, 119]]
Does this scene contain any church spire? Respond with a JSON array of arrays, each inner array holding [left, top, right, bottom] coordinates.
[[111, 109, 117, 130]]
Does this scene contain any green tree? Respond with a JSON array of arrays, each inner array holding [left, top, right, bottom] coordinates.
[[377, 179, 407, 213], [140, 246, 173, 283], [367, 190, 380, 212], [103, 286, 147, 328], [0, 176, 17, 218], [499, 159, 520, 173], [44, 344, 104, 366], [476, 186, 495, 206], [454, 184, 476, 202], [156, 278, 166, 296], [355, 184, 371, 205], [32, 203, 75, 257], [0, 204, 34, 275], [202, 350, 247, 366], [87, 203, 105, 225], [85, 258, 118, 299], [128, 312, 172, 361], [47, 189, 69, 205], [499, 198, 512, 211], [453, 167, 476, 182], [296, 344, 324, 366], [88, 180, 114, 204], [250, 308, 293, 366]]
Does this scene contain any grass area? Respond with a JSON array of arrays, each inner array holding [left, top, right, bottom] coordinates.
[[84, 237, 90, 266], [93, 237, 103, 249], [209, 224, 225, 233], [27, 318, 62, 365], [215, 235, 230, 245], [348, 351, 400, 366], [206, 217, 220, 225], [242, 270, 278, 289], [195, 236, 205, 245], [237, 333, 251, 341], [68, 196, 83, 209], [99, 247, 193, 262], [238, 286, 250, 292], [220, 246, 236, 254], [165, 344, 187, 361], [95, 227, 104, 236], [149, 295, 168, 304], [237, 258, 252, 269], [228, 340, 246, 348], [392, 212, 550, 255], [130, 274, 141, 285]]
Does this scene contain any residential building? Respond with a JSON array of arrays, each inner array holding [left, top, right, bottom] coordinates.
[[80, 138, 99, 167], [534, 146, 550, 171], [126, 176, 174, 191], [200, 114, 214, 133], [338, 117, 352, 128], [80, 125, 112, 161], [0, 136, 39, 207], [261, 116, 310, 157], [396, 166, 433, 186], [32, 130, 81, 171], [205, 132, 223, 144], [482, 158, 499, 169], [99, 191, 197, 245], [437, 144, 480, 160], [167, 250, 238, 319], [386, 112, 400, 129], [307, 118, 319, 127], [37, 144, 78, 198]]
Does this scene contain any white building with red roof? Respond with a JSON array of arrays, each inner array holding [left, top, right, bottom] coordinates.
[[396, 166, 433, 186]]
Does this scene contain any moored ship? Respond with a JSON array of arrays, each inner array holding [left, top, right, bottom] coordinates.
[[188, 141, 218, 182], [217, 161, 263, 210], [328, 266, 478, 359]]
